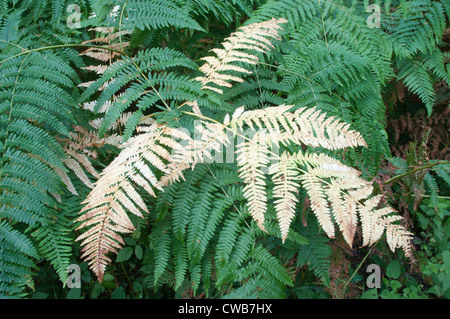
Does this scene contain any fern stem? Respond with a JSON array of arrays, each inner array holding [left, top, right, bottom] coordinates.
[[0, 38, 28, 51], [120, 262, 132, 288], [0, 44, 126, 65], [411, 194, 450, 200], [138, 113, 159, 122], [118, 0, 129, 53], [341, 246, 374, 297], [384, 161, 450, 185], [181, 111, 223, 126]]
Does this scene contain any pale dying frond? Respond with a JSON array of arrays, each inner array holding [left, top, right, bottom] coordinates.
[[269, 152, 300, 242], [157, 105, 230, 188], [358, 195, 414, 257], [75, 123, 191, 281], [195, 18, 287, 94], [80, 28, 130, 62], [226, 105, 412, 257], [55, 126, 122, 196], [227, 104, 364, 239], [77, 103, 413, 281], [76, 116, 232, 280], [229, 104, 367, 150], [78, 29, 129, 115], [324, 177, 366, 247], [236, 131, 271, 231]]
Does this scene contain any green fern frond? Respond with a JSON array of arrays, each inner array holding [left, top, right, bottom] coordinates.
[[0, 220, 38, 298], [80, 47, 201, 138], [0, 31, 81, 295], [296, 215, 332, 286], [387, 0, 447, 57], [396, 58, 436, 116], [32, 211, 73, 284], [124, 0, 205, 32]]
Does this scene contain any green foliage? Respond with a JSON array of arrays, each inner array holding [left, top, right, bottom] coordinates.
[[359, 198, 450, 299], [0, 0, 448, 299], [124, 0, 205, 32]]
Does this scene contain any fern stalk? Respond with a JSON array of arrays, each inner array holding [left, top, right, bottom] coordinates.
[[384, 161, 450, 185]]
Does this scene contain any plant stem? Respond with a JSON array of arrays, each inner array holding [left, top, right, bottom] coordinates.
[[121, 262, 133, 288], [0, 43, 125, 65], [384, 161, 450, 185], [341, 246, 374, 297]]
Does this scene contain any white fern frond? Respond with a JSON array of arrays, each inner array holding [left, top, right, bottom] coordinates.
[[195, 18, 287, 94], [228, 104, 366, 151], [236, 132, 270, 231], [269, 152, 300, 242], [157, 120, 229, 187], [300, 173, 335, 238]]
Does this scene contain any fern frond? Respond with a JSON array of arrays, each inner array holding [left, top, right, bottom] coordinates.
[[296, 215, 332, 285], [75, 123, 194, 281], [124, 0, 205, 32], [80, 46, 200, 139], [0, 220, 37, 298], [32, 210, 73, 284], [236, 131, 270, 231], [0, 43, 80, 296], [387, 0, 447, 57], [195, 18, 287, 94], [269, 152, 300, 242]]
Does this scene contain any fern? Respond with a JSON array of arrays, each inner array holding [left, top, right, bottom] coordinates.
[[75, 16, 417, 284], [0, 5, 90, 296], [80, 46, 201, 139], [124, 0, 205, 32], [0, 221, 38, 298], [2, 0, 447, 299], [0, 48, 80, 296], [195, 17, 287, 94], [77, 103, 415, 281], [296, 215, 332, 286], [183, 0, 253, 26]]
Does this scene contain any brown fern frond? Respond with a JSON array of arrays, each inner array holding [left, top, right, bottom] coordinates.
[[75, 123, 199, 281], [78, 28, 129, 118], [389, 107, 450, 160], [80, 28, 130, 62]]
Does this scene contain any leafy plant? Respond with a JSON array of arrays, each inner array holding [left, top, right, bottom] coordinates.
[[0, 0, 448, 299]]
